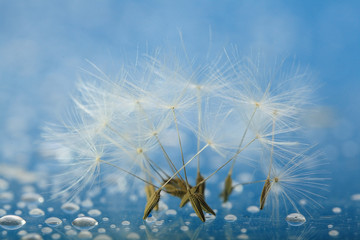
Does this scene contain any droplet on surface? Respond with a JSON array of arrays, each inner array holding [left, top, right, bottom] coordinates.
[[285, 213, 306, 226], [121, 220, 130, 226], [21, 193, 44, 205], [94, 234, 112, 240], [224, 214, 237, 222], [180, 226, 189, 231], [45, 217, 62, 227], [165, 209, 177, 215], [246, 205, 259, 213], [329, 230, 339, 237], [72, 217, 98, 230], [205, 213, 216, 222], [18, 230, 27, 236], [51, 233, 61, 239], [0, 179, 9, 190], [29, 208, 45, 217], [0, 192, 14, 203], [78, 230, 93, 239], [41, 227, 52, 234], [21, 233, 43, 240], [237, 234, 249, 239], [0, 215, 26, 230], [221, 202, 232, 209], [126, 232, 140, 239], [15, 210, 22, 215], [61, 203, 80, 214], [81, 199, 93, 208], [88, 209, 101, 217], [332, 207, 342, 214], [351, 193, 360, 201], [66, 229, 77, 236], [0, 209, 6, 217]]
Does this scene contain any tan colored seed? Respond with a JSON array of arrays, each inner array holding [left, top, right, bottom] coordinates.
[[196, 172, 206, 196], [220, 174, 233, 202], [260, 178, 271, 210], [145, 184, 158, 211], [143, 189, 161, 219]]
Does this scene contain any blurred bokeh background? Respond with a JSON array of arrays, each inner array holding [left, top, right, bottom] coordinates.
[[1, 1, 359, 239]]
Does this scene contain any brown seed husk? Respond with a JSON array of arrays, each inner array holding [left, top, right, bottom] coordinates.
[[143, 189, 161, 219], [220, 174, 233, 202], [163, 178, 188, 199], [189, 192, 205, 222], [194, 192, 215, 216], [196, 172, 206, 196], [260, 178, 271, 210], [179, 191, 190, 208], [145, 184, 158, 211]]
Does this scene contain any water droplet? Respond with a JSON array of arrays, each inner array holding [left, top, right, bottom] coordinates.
[[81, 199, 93, 208], [17, 202, 26, 209], [205, 213, 216, 222], [51, 233, 61, 239], [139, 225, 146, 230], [351, 193, 360, 201], [15, 210, 22, 215], [64, 225, 72, 230], [221, 202, 232, 209], [72, 217, 98, 230], [3, 205, 11, 210], [61, 203, 80, 214], [45, 217, 62, 227], [21, 193, 44, 205], [0, 209, 6, 217], [121, 221, 130, 226], [152, 228, 158, 233], [328, 224, 333, 229], [165, 209, 177, 215], [88, 209, 101, 217], [145, 216, 156, 223], [21, 233, 43, 240], [94, 234, 112, 240], [237, 234, 249, 239], [155, 220, 164, 226], [98, 228, 106, 233], [189, 212, 197, 217], [180, 226, 189, 231], [18, 230, 27, 236], [233, 184, 243, 193], [0, 215, 26, 230], [224, 214, 237, 222], [29, 208, 45, 217], [285, 213, 306, 226], [332, 207, 342, 214], [299, 199, 307, 206], [126, 232, 140, 239], [329, 230, 339, 237], [0, 192, 14, 203], [241, 228, 247, 233], [78, 230, 92, 239], [66, 229, 77, 236], [0, 179, 9, 190], [41, 227, 52, 234], [246, 205, 259, 213]]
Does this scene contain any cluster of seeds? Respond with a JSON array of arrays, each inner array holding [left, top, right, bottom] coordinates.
[[44, 50, 326, 222]]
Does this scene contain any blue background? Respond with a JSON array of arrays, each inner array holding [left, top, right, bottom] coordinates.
[[0, 1, 360, 239]]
